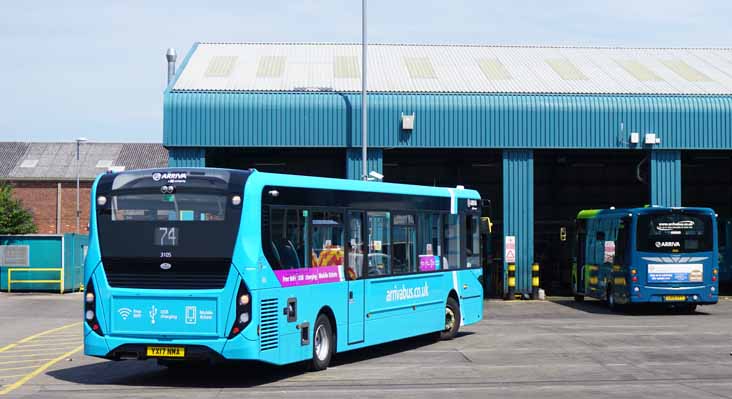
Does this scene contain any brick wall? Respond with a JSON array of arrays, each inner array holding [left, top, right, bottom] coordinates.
[[9, 181, 93, 234]]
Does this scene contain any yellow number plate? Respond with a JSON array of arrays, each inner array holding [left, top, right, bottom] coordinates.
[[664, 295, 686, 302], [146, 346, 185, 358]]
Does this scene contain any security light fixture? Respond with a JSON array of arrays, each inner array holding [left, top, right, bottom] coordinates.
[[368, 171, 383, 181], [644, 133, 661, 145]]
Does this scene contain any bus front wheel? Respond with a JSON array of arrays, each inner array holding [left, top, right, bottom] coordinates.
[[310, 314, 334, 371], [439, 297, 461, 340]]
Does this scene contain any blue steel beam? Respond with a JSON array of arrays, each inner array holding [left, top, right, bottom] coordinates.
[[502, 150, 534, 294], [650, 150, 682, 207]]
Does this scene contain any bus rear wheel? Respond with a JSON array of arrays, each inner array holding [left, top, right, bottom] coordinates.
[[309, 314, 334, 371], [605, 285, 618, 311], [439, 297, 461, 341]]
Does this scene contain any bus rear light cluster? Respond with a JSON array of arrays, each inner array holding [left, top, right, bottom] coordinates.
[[85, 279, 103, 335], [712, 269, 718, 282], [228, 281, 252, 339]]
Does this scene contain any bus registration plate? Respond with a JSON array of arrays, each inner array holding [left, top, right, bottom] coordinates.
[[147, 346, 185, 358], [664, 295, 686, 302]]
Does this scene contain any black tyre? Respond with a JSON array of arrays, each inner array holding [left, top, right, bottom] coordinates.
[[574, 294, 584, 302], [310, 314, 334, 371], [606, 285, 616, 310], [439, 296, 461, 340]]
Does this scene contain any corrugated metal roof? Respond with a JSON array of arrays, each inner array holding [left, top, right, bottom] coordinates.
[[116, 143, 169, 171], [172, 43, 732, 95], [0, 142, 168, 181], [0, 142, 30, 177]]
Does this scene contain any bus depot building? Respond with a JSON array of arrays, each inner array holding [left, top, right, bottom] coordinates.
[[164, 43, 732, 296]]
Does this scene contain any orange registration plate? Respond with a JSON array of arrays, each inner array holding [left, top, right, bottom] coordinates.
[[146, 346, 185, 358]]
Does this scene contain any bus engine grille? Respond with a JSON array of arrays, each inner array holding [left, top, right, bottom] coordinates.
[[102, 259, 231, 290], [259, 298, 279, 351]]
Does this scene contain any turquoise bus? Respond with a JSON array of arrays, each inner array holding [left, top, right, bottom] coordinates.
[[83, 168, 484, 369], [572, 207, 718, 312]]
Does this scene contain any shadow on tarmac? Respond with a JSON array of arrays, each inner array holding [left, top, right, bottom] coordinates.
[[551, 297, 712, 316], [48, 331, 474, 388]]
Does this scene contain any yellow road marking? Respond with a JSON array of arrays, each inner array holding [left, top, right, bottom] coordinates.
[[0, 322, 80, 354], [0, 359, 55, 365], [9, 340, 82, 349], [0, 353, 67, 359], [27, 336, 81, 342], [0, 366, 37, 372], [6, 339, 83, 349], [0, 344, 82, 396], [0, 348, 75, 354], [0, 374, 26, 380]]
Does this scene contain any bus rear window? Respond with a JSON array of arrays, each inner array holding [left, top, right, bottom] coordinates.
[[111, 193, 227, 222], [636, 212, 713, 253]]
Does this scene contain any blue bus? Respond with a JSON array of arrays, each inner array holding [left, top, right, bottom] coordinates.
[[572, 207, 719, 311], [83, 168, 484, 369]]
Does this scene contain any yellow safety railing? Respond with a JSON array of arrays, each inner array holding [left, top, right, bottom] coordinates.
[[7, 268, 63, 294]]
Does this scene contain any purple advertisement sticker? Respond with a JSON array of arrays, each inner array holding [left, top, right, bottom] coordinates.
[[274, 266, 344, 287], [419, 255, 440, 272]]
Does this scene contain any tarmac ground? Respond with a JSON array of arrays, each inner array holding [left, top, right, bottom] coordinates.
[[1, 292, 731, 398]]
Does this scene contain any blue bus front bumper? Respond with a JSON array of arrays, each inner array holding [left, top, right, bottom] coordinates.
[[629, 285, 718, 305], [84, 323, 261, 361]]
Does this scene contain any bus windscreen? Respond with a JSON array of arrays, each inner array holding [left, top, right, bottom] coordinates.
[[636, 212, 713, 253], [111, 193, 227, 222]]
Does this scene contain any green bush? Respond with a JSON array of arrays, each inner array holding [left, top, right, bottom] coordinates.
[[0, 183, 37, 234]]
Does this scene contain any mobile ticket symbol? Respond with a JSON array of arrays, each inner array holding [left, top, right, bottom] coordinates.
[[149, 305, 158, 325], [118, 307, 132, 320], [185, 306, 197, 325]]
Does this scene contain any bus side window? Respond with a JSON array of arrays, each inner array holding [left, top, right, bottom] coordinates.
[[311, 211, 344, 269], [392, 214, 417, 274], [418, 213, 442, 272], [615, 217, 631, 266], [464, 214, 480, 268], [347, 211, 364, 280], [367, 212, 391, 276], [269, 208, 308, 269], [443, 214, 460, 269]]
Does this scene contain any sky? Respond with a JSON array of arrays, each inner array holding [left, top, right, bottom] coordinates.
[[1, 0, 731, 143]]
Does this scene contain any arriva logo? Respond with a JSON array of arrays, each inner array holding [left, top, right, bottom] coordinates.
[[655, 241, 681, 248], [152, 172, 187, 182]]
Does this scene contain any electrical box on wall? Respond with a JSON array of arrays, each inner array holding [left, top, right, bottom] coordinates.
[[401, 113, 415, 130]]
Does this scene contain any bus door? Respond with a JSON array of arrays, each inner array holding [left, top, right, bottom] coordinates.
[[575, 219, 587, 294], [346, 211, 365, 344]]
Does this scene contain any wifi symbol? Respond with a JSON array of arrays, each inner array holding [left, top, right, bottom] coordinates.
[[118, 308, 132, 320]]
